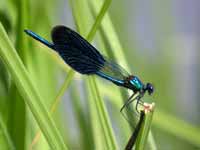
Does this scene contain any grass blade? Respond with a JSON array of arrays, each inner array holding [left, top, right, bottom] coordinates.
[[153, 109, 200, 148], [87, 0, 112, 41], [135, 103, 155, 150], [88, 77, 117, 149], [125, 111, 145, 150], [0, 22, 68, 149], [8, 0, 29, 148], [0, 115, 15, 150], [29, 70, 74, 149]]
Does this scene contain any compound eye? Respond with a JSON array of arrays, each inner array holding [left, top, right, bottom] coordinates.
[[146, 83, 154, 95]]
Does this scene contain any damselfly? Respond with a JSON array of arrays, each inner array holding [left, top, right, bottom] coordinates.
[[24, 25, 154, 112]]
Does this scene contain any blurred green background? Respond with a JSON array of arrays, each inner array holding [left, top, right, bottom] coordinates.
[[0, 0, 199, 150]]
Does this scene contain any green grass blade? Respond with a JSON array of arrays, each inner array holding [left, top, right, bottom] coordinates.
[[0, 23, 68, 149], [89, 0, 129, 70], [30, 70, 75, 149], [70, 82, 95, 150], [124, 104, 155, 150], [153, 109, 200, 148], [135, 104, 155, 150], [87, 0, 112, 41], [86, 79, 104, 149], [90, 77, 118, 149], [0, 115, 15, 150], [15, 0, 29, 64], [8, 0, 29, 148], [147, 131, 157, 150]]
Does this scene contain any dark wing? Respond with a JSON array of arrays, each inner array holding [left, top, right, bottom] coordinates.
[[51, 26, 130, 83], [51, 25, 105, 74]]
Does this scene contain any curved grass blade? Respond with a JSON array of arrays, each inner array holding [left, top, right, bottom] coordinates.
[[0, 116, 15, 150], [0, 22, 68, 150], [153, 109, 200, 148], [29, 70, 74, 149], [87, 0, 112, 42]]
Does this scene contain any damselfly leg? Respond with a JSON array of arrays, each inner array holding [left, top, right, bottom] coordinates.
[[120, 93, 136, 113]]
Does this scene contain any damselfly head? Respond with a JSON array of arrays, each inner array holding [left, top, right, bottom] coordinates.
[[144, 83, 154, 95]]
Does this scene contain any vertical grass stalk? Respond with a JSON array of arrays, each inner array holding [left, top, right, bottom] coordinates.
[[135, 103, 155, 150], [8, 0, 29, 148]]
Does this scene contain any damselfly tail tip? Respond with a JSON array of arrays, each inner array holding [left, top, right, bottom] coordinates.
[[24, 29, 31, 34]]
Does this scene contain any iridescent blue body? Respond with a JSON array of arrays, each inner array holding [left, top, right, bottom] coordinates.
[[24, 26, 154, 111]]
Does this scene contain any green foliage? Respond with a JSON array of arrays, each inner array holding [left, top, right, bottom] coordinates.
[[0, 0, 199, 150], [0, 22, 67, 149]]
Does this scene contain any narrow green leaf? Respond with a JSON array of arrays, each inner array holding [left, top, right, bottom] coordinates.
[[86, 79, 104, 149], [147, 131, 157, 150], [89, 77, 118, 149], [89, 0, 130, 71], [135, 103, 155, 150], [50, 70, 75, 111], [9, 0, 29, 148], [0, 23, 68, 149], [153, 109, 200, 148], [87, 0, 112, 41], [71, 82, 95, 150], [29, 70, 75, 149], [0, 116, 15, 150]]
